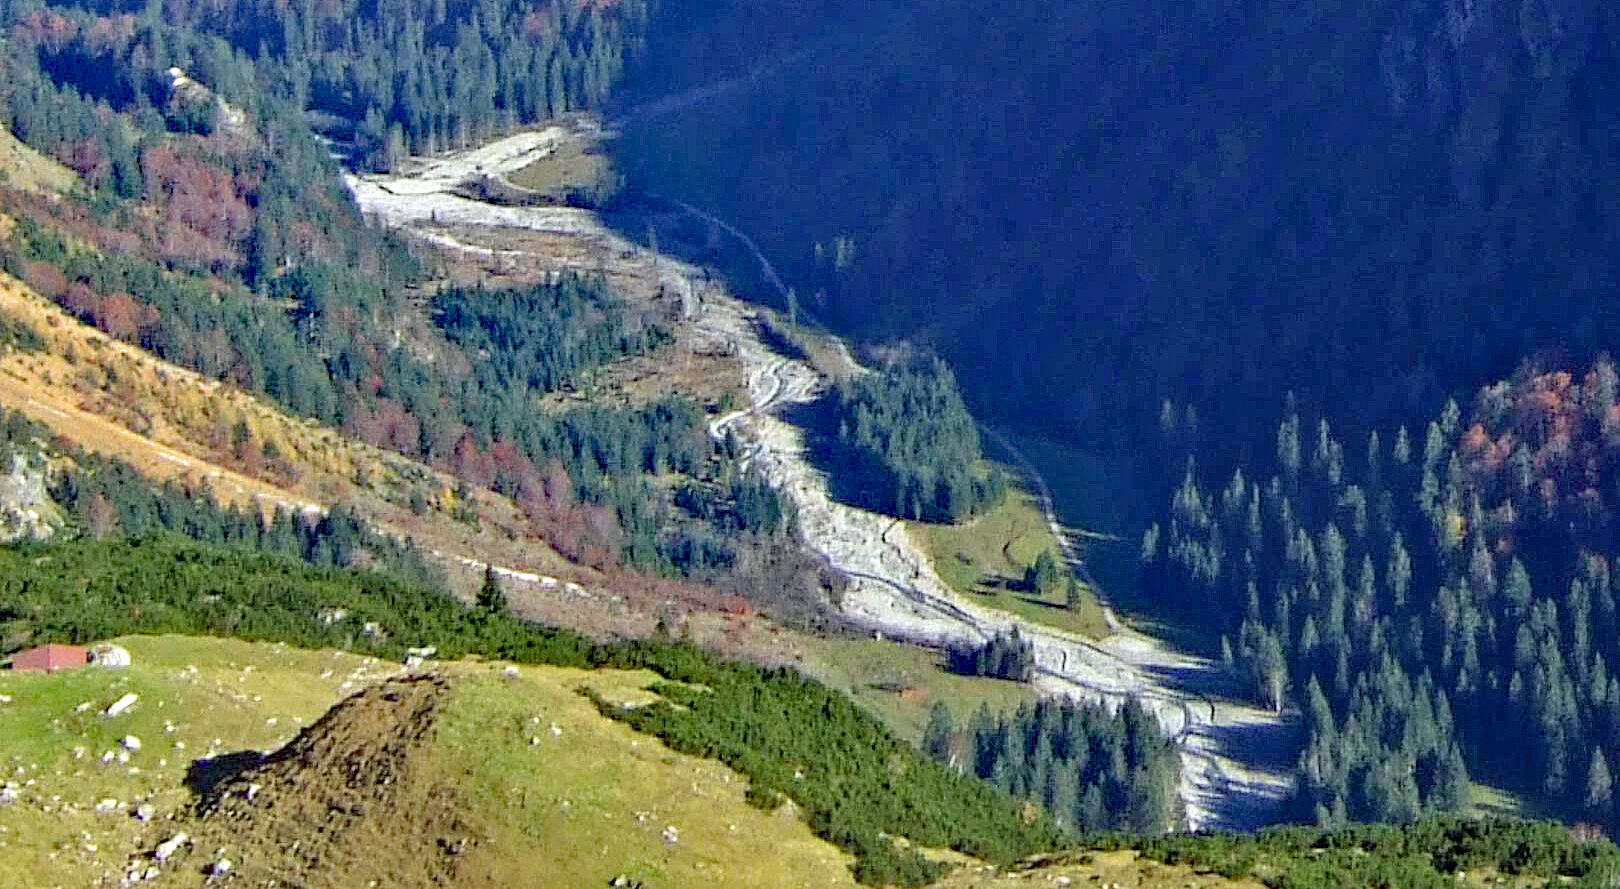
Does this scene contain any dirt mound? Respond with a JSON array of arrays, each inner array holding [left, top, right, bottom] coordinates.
[[141, 673, 485, 889]]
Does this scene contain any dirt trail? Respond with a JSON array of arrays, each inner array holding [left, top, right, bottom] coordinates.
[[346, 129, 1297, 831], [0, 370, 322, 517]]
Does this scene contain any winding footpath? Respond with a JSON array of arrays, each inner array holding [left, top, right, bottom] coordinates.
[[345, 130, 1297, 831]]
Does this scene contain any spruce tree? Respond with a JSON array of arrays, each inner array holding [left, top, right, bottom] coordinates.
[[923, 701, 954, 764], [477, 565, 504, 616], [1586, 748, 1614, 815]]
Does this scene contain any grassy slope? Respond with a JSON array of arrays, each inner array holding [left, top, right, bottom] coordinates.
[[436, 668, 856, 889], [0, 125, 78, 195], [910, 486, 1111, 639], [794, 635, 1035, 744], [0, 271, 582, 588], [507, 135, 618, 200], [0, 635, 390, 888], [0, 635, 861, 889]]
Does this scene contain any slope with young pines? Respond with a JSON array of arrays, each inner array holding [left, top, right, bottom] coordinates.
[[0, 269, 595, 600]]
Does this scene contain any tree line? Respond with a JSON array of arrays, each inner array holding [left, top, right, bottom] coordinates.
[[1130, 817, 1620, 889], [0, 405, 440, 585]]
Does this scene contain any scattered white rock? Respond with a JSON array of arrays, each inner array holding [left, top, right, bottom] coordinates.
[[133, 803, 156, 821], [89, 644, 132, 667], [153, 833, 189, 861], [529, 737, 540, 746], [104, 693, 139, 718], [244, 783, 262, 801], [0, 694, 11, 704], [209, 857, 232, 875], [661, 825, 679, 844], [550, 723, 562, 737], [503, 665, 521, 679], [121, 735, 142, 752], [0, 784, 18, 804], [96, 798, 121, 812]]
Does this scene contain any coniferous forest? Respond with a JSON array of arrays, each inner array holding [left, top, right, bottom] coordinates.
[[924, 697, 1182, 834], [1145, 360, 1620, 827], [827, 358, 1004, 522]]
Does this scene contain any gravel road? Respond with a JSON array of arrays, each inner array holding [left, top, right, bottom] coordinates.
[[346, 130, 1299, 831]]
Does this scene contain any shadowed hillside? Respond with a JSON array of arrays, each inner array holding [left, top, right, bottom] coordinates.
[[619, 0, 1620, 451]]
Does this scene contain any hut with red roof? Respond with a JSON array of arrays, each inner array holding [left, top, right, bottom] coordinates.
[[8, 643, 88, 672]]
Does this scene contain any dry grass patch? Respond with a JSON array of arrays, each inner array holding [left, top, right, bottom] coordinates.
[[0, 125, 79, 194]]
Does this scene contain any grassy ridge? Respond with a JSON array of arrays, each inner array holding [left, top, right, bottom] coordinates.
[[0, 635, 396, 888], [6, 538, 1616, 888], [0, 535, 1063, 885], [0, 636, 865, 889]]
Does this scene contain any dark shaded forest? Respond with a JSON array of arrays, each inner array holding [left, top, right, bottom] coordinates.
[[1145, 359, 1620, 827], [1, 0, 647, 167], [618, 0, 1620, 459]]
